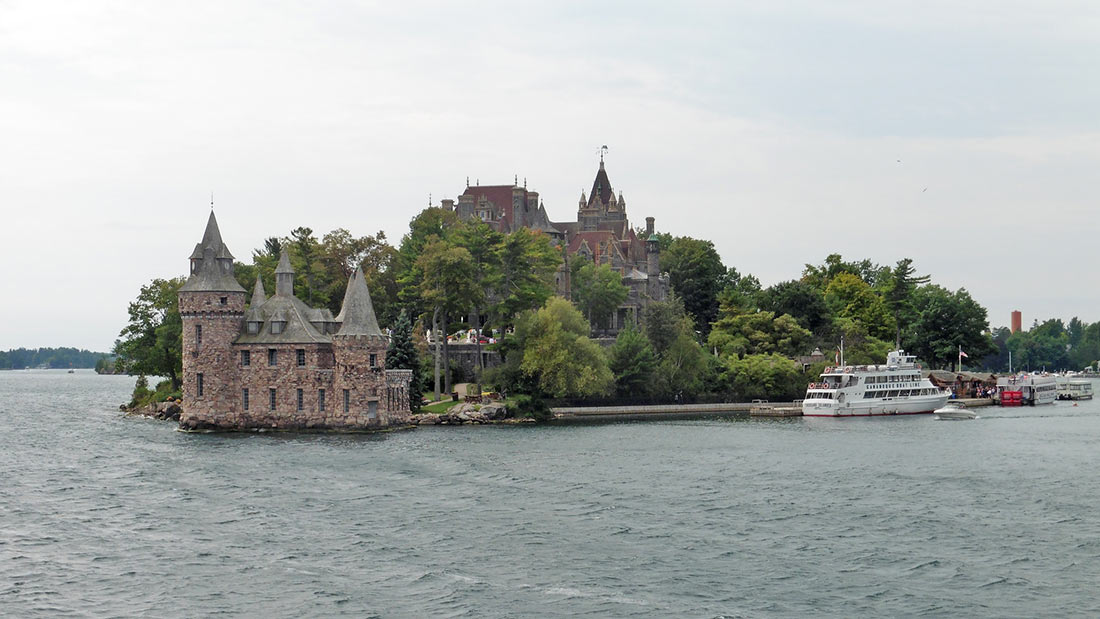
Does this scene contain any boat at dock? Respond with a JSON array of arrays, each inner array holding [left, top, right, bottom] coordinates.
[[997, 374, 1057, 406], [1056, 377, 1094, 401], [802, 350, 949, 417]]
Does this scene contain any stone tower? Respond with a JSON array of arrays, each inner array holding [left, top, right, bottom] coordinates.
[[332, 268, 402, 425], [179, 211, 247, 421]]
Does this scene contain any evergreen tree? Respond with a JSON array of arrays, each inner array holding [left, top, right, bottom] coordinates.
[[386, 310, 422, 410], [608, 323, 657, 396]]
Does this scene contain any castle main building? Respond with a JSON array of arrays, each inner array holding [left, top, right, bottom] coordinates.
[[178, 212, 412, 431]]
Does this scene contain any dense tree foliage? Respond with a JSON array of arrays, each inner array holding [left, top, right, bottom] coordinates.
[[491, 297, 613, 398], [385, 310, 422, 409], [0, 347, 111, 370], [113, 277, 185, 389], [607, 323, 657, 396], [903, 285, 994, 369], [757, 280, 830, 332], [570, 259, 629, 331], [661, 236, 728, 334]]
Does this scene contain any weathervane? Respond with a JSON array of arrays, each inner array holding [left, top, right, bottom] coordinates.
[[210, 191, 214, 210], [598, 144, 608, 162]]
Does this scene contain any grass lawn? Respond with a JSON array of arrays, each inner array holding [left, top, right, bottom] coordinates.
[[418, 399, 465, 414]]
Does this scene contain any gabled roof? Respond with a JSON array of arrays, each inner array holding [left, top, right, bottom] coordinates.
[[458, 184, 535, 233], [335, 268, 383, 337], [235, 292, 332, 345]]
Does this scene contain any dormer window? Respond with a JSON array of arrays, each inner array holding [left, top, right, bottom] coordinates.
[[247, 321, 261, 334], [271, 321, 286, 335]]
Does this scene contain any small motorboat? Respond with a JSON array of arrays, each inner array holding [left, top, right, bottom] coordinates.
[[934, 401, 978, 420]]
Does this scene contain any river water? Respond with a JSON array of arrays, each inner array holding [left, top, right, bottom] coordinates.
[[2, 370, 1100, 617]]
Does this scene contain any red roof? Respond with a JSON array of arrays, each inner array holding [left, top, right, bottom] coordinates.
[[459, 184, 537, 232]]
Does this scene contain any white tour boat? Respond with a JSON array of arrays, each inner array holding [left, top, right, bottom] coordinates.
[[1056, 378, 1094, 401], [802, 350, 949, 417], [997, 374, 1058, 406]]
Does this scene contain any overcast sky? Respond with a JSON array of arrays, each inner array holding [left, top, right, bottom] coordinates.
[[2, 1, 1098, 352]]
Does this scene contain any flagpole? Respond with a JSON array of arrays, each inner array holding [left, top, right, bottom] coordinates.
[[958, 344, 962, 373]]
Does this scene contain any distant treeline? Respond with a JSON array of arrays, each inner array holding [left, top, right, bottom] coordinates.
[[0, 347, 113, 370]]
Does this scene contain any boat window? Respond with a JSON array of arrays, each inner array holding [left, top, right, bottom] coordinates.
[[887, 390, 899, 398]]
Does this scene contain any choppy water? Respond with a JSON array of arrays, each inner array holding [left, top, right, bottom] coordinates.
[[3, 370, 1100, 617]]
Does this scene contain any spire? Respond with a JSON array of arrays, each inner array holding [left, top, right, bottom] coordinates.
[[250, 274, 267, 308], [181, 210, 245, 293], [335, 268, 383, 337], [275, 250, 294, 297], [589, 161, 613, 206]]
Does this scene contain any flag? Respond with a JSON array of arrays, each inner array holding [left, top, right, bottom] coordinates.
[[960, 350, 968, 358], [835, 349, 840, 364]]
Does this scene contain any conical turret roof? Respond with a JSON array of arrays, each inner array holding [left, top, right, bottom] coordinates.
[[181, 211, 245, 293], [250, 274, 267, 307], [589, 160, 613, 206], [335, 268, 383, 337], [275, 250, 294, 274]]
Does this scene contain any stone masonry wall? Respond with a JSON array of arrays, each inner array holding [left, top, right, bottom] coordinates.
[[180, 290, 244, 427]]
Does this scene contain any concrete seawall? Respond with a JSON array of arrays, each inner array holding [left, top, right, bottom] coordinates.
[[551, 398, 994, 422]]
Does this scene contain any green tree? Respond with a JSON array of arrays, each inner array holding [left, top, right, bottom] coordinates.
[[757, 280, 830, 332], [884, 258, 930, 349], [386, 309, 422, 410], [608, 323, 657, 396], [824, 272, 895, 341], [661, 236, 728, 334], [642, 296, 691, 356], [904, 285, 993, 369], [492, 228, 561, 329], [507, 297, 613, 398], [719, 353, 805, 400], [451, 221, 504, 391], [416, 237, 479, 394], [802, 254, 887, 291], [570, 259, 628, 331], [708, 310, 812, 358], [655, 321, 709, 398], [114, 277, 185, 389]]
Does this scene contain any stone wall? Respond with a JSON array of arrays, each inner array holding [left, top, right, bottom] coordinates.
[[179, 290, 245, 425]]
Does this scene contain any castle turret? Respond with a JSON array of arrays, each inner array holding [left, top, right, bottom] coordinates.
[[646, 231, 661, 300], [332, 268, 405, 426], [275, 250, 294, 297], [178, 211, 246, 424]]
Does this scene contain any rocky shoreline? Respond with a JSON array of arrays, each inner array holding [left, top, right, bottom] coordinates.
[[123, 400, 532, 429]]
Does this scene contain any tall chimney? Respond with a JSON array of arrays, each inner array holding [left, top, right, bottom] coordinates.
[[1011, 310, 1022, 334], [645, 216, 654, 237]]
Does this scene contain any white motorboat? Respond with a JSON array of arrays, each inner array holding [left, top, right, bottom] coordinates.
[[933, 401, 978, 420]]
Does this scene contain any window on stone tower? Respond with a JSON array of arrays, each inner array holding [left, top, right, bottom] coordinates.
[[297, 349, 306, 366], [241, 350, 250, 366], [297, 389, 304, 411], [268, 349, 277, 366], [269, 388, 277, 411], [318, 389, 326, 412], [242, 388, 249, 411], [369, 353, 377, 367], [368, 400, 378, 420], [343, 389, 350, 413], [195, 325, 202, 350], [197, 373, 203, 397], [220, 297, 227, 305]]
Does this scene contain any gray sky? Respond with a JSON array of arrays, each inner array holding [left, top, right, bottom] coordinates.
[[2, 1, 1098, 352]]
